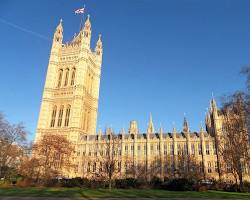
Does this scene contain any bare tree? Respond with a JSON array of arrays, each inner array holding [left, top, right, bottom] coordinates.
[[219, 93, 250, 191], [93, 132, 122, 190], [176, 153, 202, 181], [0, 113, 27, 179], [31, 134, 74, 182]]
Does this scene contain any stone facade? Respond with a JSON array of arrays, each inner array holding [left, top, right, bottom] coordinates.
[[35, 17, 249, 181], [35, 16, 102, 143]]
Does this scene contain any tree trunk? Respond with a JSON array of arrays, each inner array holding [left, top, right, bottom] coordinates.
[[239, 174, 244, 192], [109, 179, 112, 191]]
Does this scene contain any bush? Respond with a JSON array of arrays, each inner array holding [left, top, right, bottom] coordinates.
[[161, 178, 195, 191], [150, 176, 163, 189], [243, 181, 250, 192], [115, 178, 141, 189]]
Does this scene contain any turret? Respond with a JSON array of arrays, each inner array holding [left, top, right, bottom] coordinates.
[[95, 34, 103, 64], [159, 126, 163, 139], [53, 19, 63, 47], [82, 15, 92, 49], [147, 113, 155, 134], [128, 120, 139, 134], [211, 97, 218, 116], [183, 117, 190, 133]]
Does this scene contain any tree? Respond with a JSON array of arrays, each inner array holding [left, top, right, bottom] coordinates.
[[92, 132, 122, 190], [0, 113, 27, 179], [175, 153, 202, 181], [219, 93, 250, 191], [30, 134, 74, 182]]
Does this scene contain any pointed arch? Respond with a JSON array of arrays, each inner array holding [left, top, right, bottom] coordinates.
[[64, 105, 71, 127], [57, 69, 63, 88], [50, 106, 57, 127], [71, 68, 76, 86], [57, 105, 64, 127], [64, 68, 69, 86]]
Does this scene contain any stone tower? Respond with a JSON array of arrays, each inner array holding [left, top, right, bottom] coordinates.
[[35, 16, 103, 143]]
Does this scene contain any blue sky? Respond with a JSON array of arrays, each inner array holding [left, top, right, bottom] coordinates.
[[0, 0, 249, 140]]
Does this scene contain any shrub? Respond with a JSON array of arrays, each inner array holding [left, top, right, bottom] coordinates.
[[150, 176, 163, 189], [162, 178, 195, 191], [115, 178, 140, 189], [243, 181, 250, 192]]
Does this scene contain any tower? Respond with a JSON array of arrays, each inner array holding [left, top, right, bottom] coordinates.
[[35, 17, 103, 143]]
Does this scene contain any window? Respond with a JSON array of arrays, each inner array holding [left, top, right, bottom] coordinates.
[[213, 142, 216, 155], [199, 161, 203, 173], [87, 162, 90, 172], [183, 144, 187, 155], [50, 106, 57, 127], [164, 144, 167, 155], [170, 144, 174, 155], [71, 68, 76, 86], [206, 142, 210, 155], [93, 162, 96, 172], [198, 143, 202, 155], [137, 145, 141, 155], [214, 161, 218, 173], [131, 145, 134, 154], [177, 144, 181, 155], [208, 161, 212, 173], [64, 105, 71, 127], [64, 68, 69, 86], [191, 143, 195, 155], [57, 69, 63, 88], [118, 161, 121, 172], [57, 106, 64, 127]]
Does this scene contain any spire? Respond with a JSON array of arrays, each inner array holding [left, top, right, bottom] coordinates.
[[53, 18, 63, 44], [172, 126, 177, 138], [200, 124, 205, 135], [82, 14, 92, 48], [183, 116, 189, 132], [147, 113, 155, 134], [211, 96, 217, 109], [95, 34, 103, 57], [159, 126, 163, 139]]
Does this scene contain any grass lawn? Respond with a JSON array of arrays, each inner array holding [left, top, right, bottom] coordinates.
[[0, 187, 250, 198]]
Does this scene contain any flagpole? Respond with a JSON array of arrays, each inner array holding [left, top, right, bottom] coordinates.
[[80, 5, 85, 31]]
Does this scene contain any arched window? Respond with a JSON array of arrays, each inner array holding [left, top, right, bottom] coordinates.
[[64, 68, 69, 86], [57, 69, 63, 88], [50, 106, 57, 127], [64, 105, 71, 127], [71, 68, 76, 86], [57, 105, 64, 127]]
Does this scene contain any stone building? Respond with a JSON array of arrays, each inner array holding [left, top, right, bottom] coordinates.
[[35, 17, 249, 180]]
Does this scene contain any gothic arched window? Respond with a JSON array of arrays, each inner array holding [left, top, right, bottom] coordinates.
[[57, 105, 64, 127], [71, 68, 76, 86], [57, 69, 63, 88], [64, 105, 71, 127], [64, 68, 69, 86], [50, 106, 57, 127]]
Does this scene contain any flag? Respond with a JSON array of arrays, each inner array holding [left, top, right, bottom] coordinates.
[[75, 7, 85, 15]]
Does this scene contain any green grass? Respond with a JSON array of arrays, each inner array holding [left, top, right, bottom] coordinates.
[[0, 187, 250, 198]]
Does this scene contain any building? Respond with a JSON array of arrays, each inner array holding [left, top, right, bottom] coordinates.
[[35, 16, 102, 143], [35, 17, 248, 180]]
